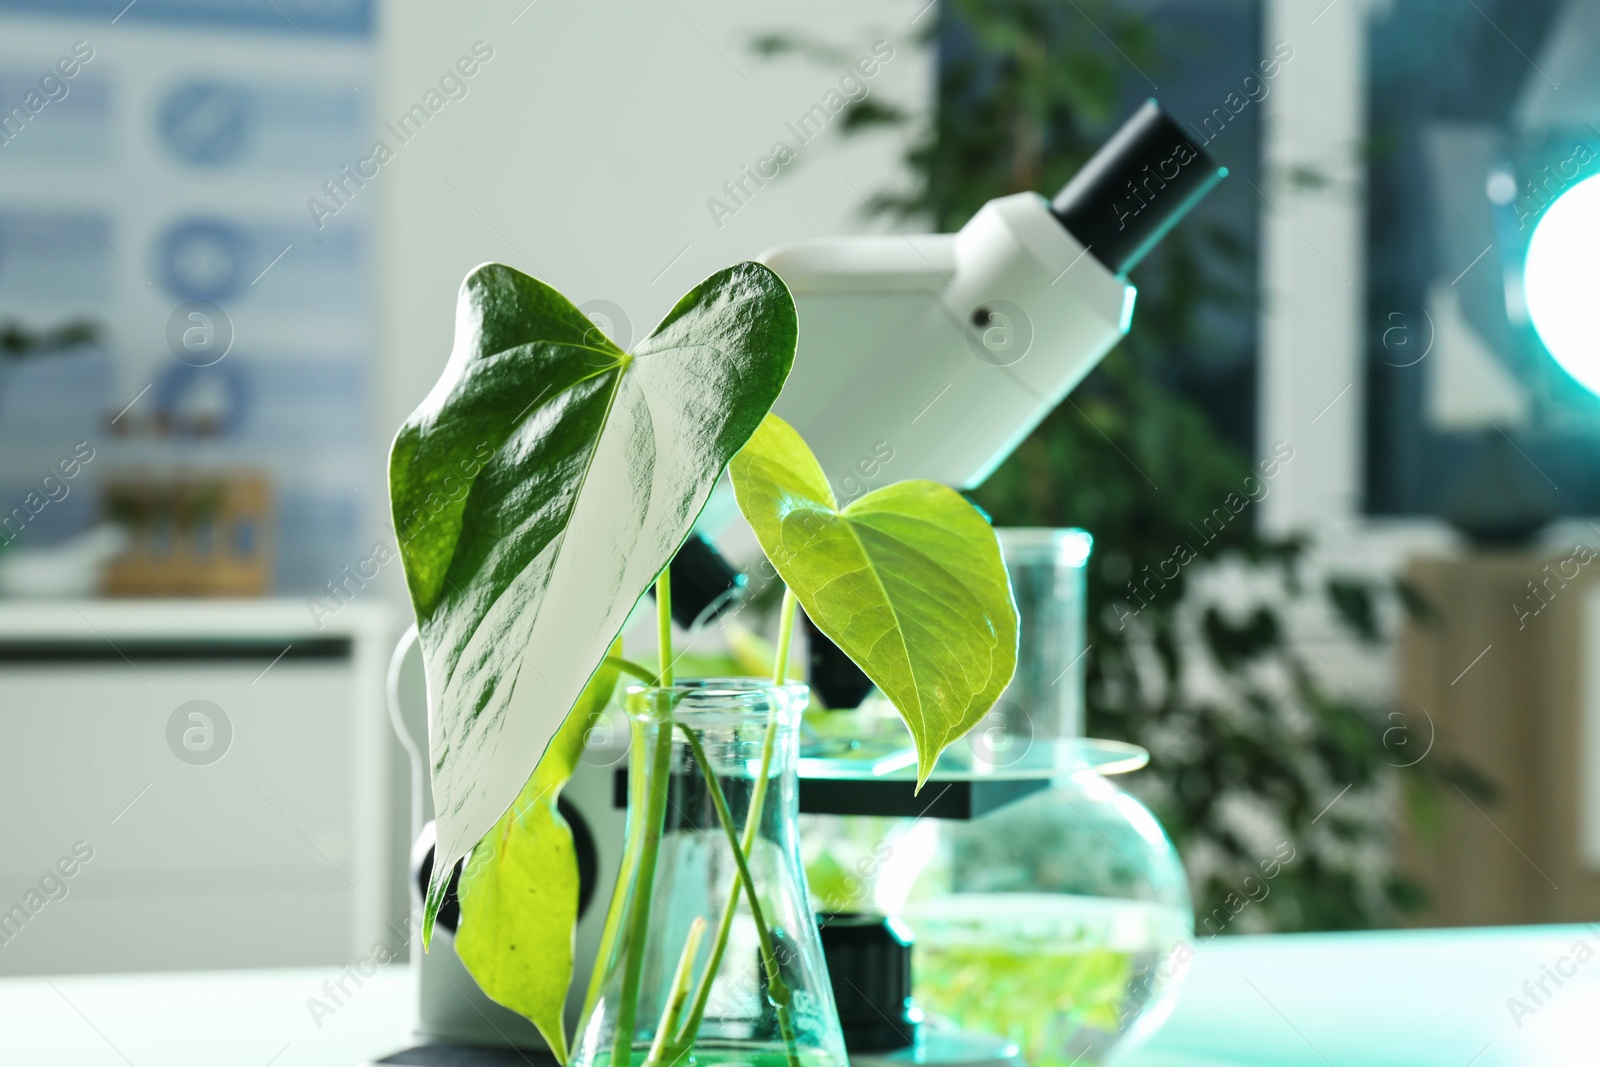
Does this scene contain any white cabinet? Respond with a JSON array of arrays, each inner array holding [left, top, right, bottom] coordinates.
[[0, 601, 393, 975]]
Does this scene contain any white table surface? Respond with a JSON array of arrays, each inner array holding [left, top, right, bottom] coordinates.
[[4, 925, 1597, 1066], [0, 965, 413, 1066], [1123, 924, 1600, 1067]]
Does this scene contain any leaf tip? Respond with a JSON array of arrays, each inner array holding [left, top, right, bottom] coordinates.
[[421, 866, 451, 951]]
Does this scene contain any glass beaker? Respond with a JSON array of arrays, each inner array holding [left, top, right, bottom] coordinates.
[[574, 680, 848, 1067], [992, 528, 1093, 743]]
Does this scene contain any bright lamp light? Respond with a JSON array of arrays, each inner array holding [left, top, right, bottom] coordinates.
[[1525, 172, 1600, 395]]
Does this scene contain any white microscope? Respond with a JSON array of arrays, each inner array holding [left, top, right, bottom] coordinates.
[[381, 99, 1225, 1066]]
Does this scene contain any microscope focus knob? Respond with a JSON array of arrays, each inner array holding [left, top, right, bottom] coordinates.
[[411, 799, 601, 937], [818, 912, 918, 1053]]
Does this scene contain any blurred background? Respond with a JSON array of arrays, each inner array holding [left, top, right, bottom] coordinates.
[[2, 0, 1599, 1002]]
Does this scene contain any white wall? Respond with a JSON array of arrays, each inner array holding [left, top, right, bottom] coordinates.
[[1259, 0, 1366, 539], [1258, 0, 1456, 559]]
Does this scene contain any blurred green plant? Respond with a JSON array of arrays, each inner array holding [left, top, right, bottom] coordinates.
[[0, 319, 99, 360], [0, 318, 101, 412], [0, 318, 103, 555], [753, 0, 1487, 932]]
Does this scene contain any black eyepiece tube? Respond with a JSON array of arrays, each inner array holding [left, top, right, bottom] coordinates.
[[1050, 99, 1228, 276]]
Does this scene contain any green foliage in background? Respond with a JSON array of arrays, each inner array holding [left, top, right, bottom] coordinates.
[[0, 319, 99, 360], [755, 0, 1483, 932]]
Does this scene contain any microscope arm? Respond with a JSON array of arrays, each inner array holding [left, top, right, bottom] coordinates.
[[763, 192, 1134, 495]]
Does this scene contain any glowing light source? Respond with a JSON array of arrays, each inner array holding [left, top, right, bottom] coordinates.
[[1525, 173, 1600, 395]]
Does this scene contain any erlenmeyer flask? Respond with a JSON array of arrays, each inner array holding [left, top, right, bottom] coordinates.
[[574, 680, 848, 1067]]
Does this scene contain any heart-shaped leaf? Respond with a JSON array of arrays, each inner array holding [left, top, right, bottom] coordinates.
[[391, 262, 795, 937], [730, 414, 1018, 785], [454, 641, 621, 1063]]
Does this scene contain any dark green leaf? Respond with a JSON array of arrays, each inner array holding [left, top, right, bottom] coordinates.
[[391, 261, 795, 939], [1326, 577, 1380, 643]]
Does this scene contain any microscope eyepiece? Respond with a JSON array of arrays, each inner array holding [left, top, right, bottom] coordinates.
[[1050, 99, 1227, 276]]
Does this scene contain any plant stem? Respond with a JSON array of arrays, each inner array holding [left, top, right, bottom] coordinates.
[[583, 718, 648, 1025], [674, 587, 794, 1047], [657, 568, 674, 687], [772, 588, 798, 685], [611, 720, 671, 1067], [583, 651, 662, 1025], [612, 575, 677, 1067], [644, 916, 707, 1067], [606, 655, 662, 687], [675, 724, 801, 1067]]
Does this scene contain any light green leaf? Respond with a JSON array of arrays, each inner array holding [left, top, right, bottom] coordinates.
[[454, 642, 621, 1064], [391, 262, 795, 938], [730, 414, 1018, 785]]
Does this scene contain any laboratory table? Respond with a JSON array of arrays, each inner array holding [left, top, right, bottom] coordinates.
[[1, 925, 1595, 1066]]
